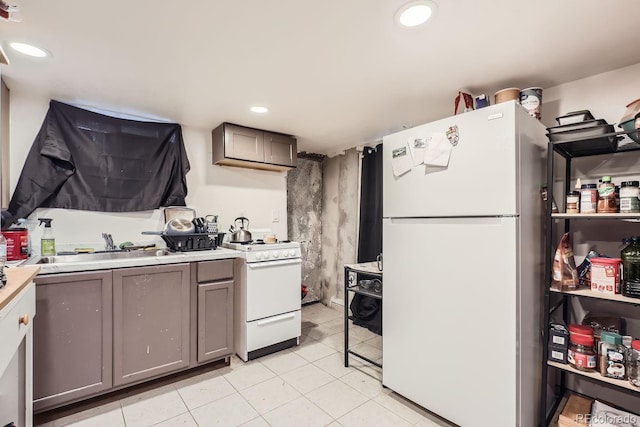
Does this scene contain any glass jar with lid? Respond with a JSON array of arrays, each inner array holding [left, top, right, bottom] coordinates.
[[628, 340, 640, 388], [566, 191, 580, 214], [598, 331, 626, 379], [568, 334, 596, 372]]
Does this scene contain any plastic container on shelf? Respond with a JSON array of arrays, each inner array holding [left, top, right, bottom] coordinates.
[[597, 176, 617, 213], [620, 181, 640, 213], [580, 184, 598, 213], [555, 110, 595, 126]]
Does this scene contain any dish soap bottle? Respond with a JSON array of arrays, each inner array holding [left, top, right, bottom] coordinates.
[[39, 218, 56, 256]]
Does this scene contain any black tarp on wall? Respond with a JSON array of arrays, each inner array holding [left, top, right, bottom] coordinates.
[[7, 101, 190, 223]]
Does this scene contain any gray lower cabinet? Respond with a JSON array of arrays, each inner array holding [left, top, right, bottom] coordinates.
[[192, 259, 234, 364], [33, 271, 113, 412], [197, 281, 233, 362], [112, 263, 190, 387]]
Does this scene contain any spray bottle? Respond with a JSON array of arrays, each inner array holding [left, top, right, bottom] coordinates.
[[38, 218, 56, 256]]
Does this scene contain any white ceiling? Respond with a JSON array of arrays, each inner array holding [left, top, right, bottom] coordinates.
[[1, 0, 640, 155]]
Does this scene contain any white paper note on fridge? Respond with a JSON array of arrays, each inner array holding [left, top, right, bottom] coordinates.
[[391, 143, 412, 177], [424, 132, 452, 167], [408, 137, 427, 167]]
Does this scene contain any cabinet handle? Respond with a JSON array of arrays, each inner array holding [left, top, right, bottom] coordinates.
[[19, 314, 29, 326]]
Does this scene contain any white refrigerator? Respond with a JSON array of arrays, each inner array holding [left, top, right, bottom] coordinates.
[[382, 100, 546, 427]]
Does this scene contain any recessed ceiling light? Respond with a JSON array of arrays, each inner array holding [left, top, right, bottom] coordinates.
[[250, 106, 269, 114], [8, 41, 50, 58], [396, 0, 437, 27]]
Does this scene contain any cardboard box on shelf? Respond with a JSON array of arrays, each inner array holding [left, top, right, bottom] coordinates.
[[558, 393, 593, 427]]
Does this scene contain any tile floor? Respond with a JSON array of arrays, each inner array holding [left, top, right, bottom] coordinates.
[[35, 302, 452, 427]]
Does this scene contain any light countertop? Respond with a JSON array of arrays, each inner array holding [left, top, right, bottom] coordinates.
[[0, 265, 40, 311], [16, 248, 241, 275]]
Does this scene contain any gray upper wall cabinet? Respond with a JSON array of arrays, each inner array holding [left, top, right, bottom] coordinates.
[[212, 123, 297, 172]]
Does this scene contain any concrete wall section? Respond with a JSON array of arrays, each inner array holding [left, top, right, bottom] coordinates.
[[287, 157, 323, 303], [8, 92, 288, 252], [320, 149, 359, 305]]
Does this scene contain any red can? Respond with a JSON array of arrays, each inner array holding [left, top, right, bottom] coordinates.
[[2, 229, 29, 260]]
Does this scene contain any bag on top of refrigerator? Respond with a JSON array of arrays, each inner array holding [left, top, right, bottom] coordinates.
[[552, 233, 578, 291]]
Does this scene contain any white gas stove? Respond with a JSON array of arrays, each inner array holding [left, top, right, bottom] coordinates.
[[223, 241, 301, 263], [223, 240, 302, 361]]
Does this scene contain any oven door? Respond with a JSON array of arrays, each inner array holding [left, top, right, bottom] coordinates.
[[245, 258, 302, 321]]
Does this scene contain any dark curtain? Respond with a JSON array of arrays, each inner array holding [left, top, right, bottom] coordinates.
[[351, 144, 383, 336], [7, 100, 190, 223], [357, 144, 383, 262]]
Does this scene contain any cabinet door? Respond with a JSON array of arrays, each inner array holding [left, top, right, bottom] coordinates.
[[263, 131, 297, 167], [224, 124, 265, 162], [197, 280, 234, 363], [113, 263, 190, 387], [33, 271, 113, 411]]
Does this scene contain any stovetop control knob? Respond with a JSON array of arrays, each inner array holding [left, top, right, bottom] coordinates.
[[289, 250, 296, 257], [272, 251, 280, 258], [255, 252, 263, 260]]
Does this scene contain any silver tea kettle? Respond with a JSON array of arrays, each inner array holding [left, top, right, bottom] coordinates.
[[230, 217, 252, 243]]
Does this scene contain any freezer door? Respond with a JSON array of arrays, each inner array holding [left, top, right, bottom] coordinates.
[[382, 217, 534, 427], [383, 101, 519, 217]]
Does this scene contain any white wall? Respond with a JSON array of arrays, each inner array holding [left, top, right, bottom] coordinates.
[[9, 92, 288, 252]]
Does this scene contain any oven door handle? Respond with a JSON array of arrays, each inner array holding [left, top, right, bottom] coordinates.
[[256, 312, 296, 326], [247, 259, 302, 269]]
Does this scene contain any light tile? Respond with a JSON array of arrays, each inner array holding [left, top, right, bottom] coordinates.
[[191, 393, 258, 427], [326, 423, 343, 427], [306, 380, 368, 419], [260, 350, 309, 375], [373, 393, 432, 424], [349, 342, 382, 361], [323, 318, 346, 332], [303, 308, 342, 325], [294, 340, 337, 362], [280, 363, 335, 394], [53, 402, 125, 427], [340, 370, 385, 398], [313, 352, 354, 378], [151, 412, 198, 427], [263, 396, 332, 427], [240, 377, 301, 414], [120, 386, 188, 427], [239, 417, 271, 427], [338, 400, 411, 427], [224, 362, 276, 391], [306, 324, 340, 341], [365, 335, 382, 350], [348, 325, 380, 342], [322, 331, 362, 352], [175, 372, 236, 410]]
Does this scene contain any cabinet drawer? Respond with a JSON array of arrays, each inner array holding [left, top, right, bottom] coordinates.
[[0, 282, 35, 376], [197, 260, 234, 283], [246, 310, 300, 352]]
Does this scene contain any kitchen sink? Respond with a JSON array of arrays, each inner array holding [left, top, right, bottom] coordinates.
[[24, 249, 172, 265]]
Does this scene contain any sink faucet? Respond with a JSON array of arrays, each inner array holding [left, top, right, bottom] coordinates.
[[102, 233, 116, 251]]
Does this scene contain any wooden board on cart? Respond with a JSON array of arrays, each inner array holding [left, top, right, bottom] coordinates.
[[558, 393, 593, 427]]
